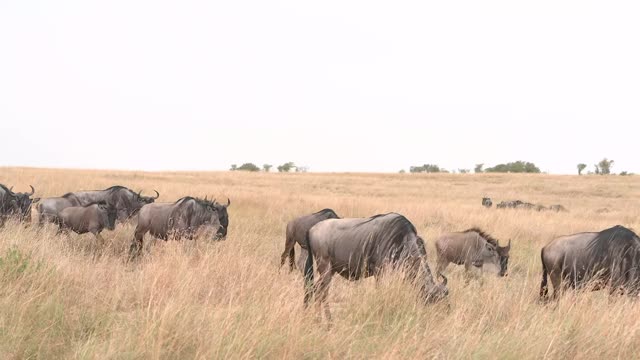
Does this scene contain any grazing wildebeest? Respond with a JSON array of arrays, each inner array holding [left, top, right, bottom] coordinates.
[[540, 225, 640, 300], [303, 213, 448, 323], [0, 184, 39, 224], [38, 186, 159, 224], [497, 200, 546, 211], [55, 201, 117, 244], [549, 204, 568, 212], [482, 197, 493, 208], [497, 200, 523, 209], [280, 209, 340, 272], [435, 228, 511, 277], [129, 196, 223, 258]]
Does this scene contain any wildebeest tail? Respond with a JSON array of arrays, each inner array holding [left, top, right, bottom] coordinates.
[[303, 229, 315, 308], [539, 249, 549, 300]]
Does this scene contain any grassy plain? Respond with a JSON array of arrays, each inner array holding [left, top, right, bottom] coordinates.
[[1, 167, 639, 359]]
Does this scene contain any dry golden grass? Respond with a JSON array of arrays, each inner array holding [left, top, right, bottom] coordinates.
[[1, 167, 640, 359]]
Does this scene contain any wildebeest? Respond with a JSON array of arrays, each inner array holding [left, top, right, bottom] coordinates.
[[129, 196, 224, 258], [549, 204, 568, 212], [0, 184, 39, 224], [482, 197, 493, 208], [540, 225, 640, 300], [280, 208, 340, 272], [497, 200, 548, 211], [55, 201, 117, 244], [38, 186, 159, 224], [303, 213, 448, 322], [435, 228, 510, 277]]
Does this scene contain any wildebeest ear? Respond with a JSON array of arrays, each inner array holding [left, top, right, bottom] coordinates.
[[226, 198, 231, 207]]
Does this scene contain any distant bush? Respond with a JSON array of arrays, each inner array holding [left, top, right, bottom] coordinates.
[[409, 164, 442, 173], [278, 162, 296, 173], [235, 163, 260, 172], [263, 164, 273, 172], [474, 164, 484, 173], [485, 161, 541, 173]]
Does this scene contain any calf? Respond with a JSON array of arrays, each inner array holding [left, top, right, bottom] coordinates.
[[56, 201, 117, 244]]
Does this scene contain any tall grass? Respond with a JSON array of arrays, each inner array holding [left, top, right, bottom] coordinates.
[[1, 167, 639, 358]]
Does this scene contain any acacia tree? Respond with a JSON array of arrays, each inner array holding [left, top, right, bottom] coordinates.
[[277, 162, 296, 172], [597, 158, 614, 175], [474, 164, 484, 173], [263, 164, 273, 172], [577, 163, 587, 175]]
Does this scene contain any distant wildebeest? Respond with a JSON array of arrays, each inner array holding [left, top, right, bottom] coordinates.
[[38, 186, 159, 224], [497, 200, 547, 211], [55, 201, 117, 244], [0, 184, 39, 224], [482, 197, 493, 208], [549, 204, 568, 212], [303, 213, 448, 322], [129, 196, 226, 258], [496, 200, 523, 209], [540, 225, 640, 300], [435, 228, 511, 278], [280, 209, 340, 272]]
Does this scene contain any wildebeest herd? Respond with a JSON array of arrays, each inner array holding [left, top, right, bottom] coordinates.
[[0, 184, 229, 259], [2, 183, 639, 324]]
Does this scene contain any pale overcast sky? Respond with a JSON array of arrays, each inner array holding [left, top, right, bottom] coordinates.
[[1, 1, 638, 174]]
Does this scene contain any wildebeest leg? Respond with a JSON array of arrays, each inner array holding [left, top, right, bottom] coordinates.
[[129, 227, 145, 259], [315, 259, 333, 326], [280, 234, 297, 271], [436, 257, 448, 276], [94, 232, 106, 246]]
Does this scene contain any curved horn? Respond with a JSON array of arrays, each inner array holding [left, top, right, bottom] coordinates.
[[440, 273, 448, 286], [212, 198, 216, 204], [506, 239, 511, 251], [204, 195, 208, 201], [137, 190, 142, 197], [226, 198, 231, 207], [28, 185, 35, 196], [153, 190, 160, 199], [9, 186, 13, 192]]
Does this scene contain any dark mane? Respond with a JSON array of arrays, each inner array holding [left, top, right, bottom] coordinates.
[[175, 196, 215, 207], [357, 212, 417, 234], [314, 208, 338, 217], [585, 225, 640, 265], [463, 227, 500, 246]]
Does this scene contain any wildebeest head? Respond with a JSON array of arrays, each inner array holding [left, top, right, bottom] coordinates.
[[10, 185, 39, 221], [497, 240, 511, 277], [97, 201, 118, 230], [212, 198, 230, 240], [137, 190, 160, 205], [482, 197, 493, 208], [195, 197, 224, 240], [472, 241, 501, 271]]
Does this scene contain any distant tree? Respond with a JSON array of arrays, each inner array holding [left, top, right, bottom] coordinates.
[[620, 171, 630, 176], [485, 161, 541, 173], [295, 166, 309, 173], [577, 163, 587, 175], [474, 164, 484, 173], [236, 163, 260, 172], [230, 164, 238, 171], [399, 169, 406, 174], [409, 164, 441, 173], [277, 162, 296, 173], [458, 169, 470, 174], [263, 164, 273, 172], [597, 158, 614, 175]]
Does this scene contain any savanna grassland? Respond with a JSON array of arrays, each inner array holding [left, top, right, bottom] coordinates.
[[1, 167, 640, 359]]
